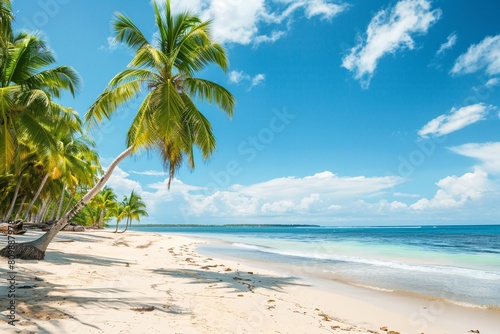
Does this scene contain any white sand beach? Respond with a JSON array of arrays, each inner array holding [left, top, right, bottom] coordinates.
[[1, 230, 499, 334]]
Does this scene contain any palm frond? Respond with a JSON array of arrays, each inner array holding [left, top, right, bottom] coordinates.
[[184, 78, 235, 118], [85, 80, 141, 131], [113, 12, 149, 50]]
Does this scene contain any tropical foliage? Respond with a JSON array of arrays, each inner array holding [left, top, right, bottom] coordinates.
[[0, 0, 234, 260], [0, 0, 100, 224], [115, 190, 148, 233]]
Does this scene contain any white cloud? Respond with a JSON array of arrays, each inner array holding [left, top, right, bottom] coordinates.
[[411, 168, 490, 210], [393, 192, 420, 198], [228, 70, 265, 90], [451, 34, 500, 76], [183, 171, 404, 217], [450, 142, 500, 174], [254, 30, 287, 46], [341, 0, 440, 88], [251, 73, 265, 88], [228, 70, 246, 84], [130, 170, 167, 177], [436, 33, 457, 56], [101, 165, 499, 223], [304, 0, 347, 20], [378, 199, 408, 211], [418, 103, 493, 138], [485, 78, 499, 88], [105, 166, 143, 195], [167, 0, 347, 46], [98, 37, 119, 51]]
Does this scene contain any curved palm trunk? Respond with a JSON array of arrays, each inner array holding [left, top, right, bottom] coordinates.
[[113, 220, 120, 233], [14, 194, 27, 219], [0, 146, 133, 260], [3, 174, 22, 223], [22, 172, 50, 221], [61, 193, 75, 219], [55, 185, 66, 220], [119, 217, 130, 233]]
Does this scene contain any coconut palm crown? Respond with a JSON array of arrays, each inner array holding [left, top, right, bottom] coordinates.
[[86, 0, 235, 187]]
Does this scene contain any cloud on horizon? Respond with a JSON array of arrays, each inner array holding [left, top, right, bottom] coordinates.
[[450, 142, 500, 174], [410, 168, 490, 211], [342, 0, 441, 88], [418, 103, 494, 138], [102, 164, 500, 224]]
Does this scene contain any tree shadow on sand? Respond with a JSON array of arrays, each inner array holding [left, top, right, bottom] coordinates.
[[151, 268, 309, 293], [0, 263, 185, 333]]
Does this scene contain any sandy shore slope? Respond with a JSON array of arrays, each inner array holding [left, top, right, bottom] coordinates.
[[0, 231, 498, 334]]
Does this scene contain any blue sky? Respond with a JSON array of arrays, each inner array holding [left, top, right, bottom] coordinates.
[[12, 0, 500, 225]]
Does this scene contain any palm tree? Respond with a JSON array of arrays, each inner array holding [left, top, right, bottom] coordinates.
[[118, 190, 148, 233], [0, 30, 81, 175], [90, 187, 118, 229], [1, 0, 234, 259], [113, 202, 126, 233]]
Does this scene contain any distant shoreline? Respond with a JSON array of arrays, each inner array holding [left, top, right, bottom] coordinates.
[[129, 223, 500, 228], [130, 223, 321, 228]]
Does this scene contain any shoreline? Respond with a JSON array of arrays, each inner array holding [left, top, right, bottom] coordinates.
[[0, 230, 498, 333]]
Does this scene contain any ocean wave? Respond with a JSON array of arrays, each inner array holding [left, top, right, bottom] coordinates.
[[232, 242, 500, 281]]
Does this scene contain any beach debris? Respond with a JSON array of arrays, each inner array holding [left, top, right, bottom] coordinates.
[[388, 331, 400, 334], [318, 312, 332, 321], [34, 277, 44, 281], [130, 306, 155, 312], [267, 299, 275, 303], [247, 271, 254, 274], [125, 263, 130, 267], [233, 276, 251, 281], [469, 330, 480, 333], [224, 268, 232, 272], [237, 294, 244, 297], [380, 326, 388, 331], [136, 241, 153, 249], [331, 325, 341, 329], [0, 220, 27, 235], [201, 265, 218, 270]]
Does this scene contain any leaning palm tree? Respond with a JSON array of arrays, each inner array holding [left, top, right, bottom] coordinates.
[[118, 190, 148, 233], [1, 0, 234, 259]]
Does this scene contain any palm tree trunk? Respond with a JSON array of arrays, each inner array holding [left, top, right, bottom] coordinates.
[[97, 208, 105, 229], [15, 194, 27, 220], [22, 172, 50, 220], [3, 175, 22, 223], [113, 220, 120, 233], [0, 146, 133, 260], [61, 193, 75, 219], [119, 217, 130, 233], [41, 198, 53, 223], [55, 185, 66, 220], [35, 199, 48, 224]]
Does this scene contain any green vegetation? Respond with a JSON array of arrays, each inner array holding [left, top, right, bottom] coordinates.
[[0, 0, 234, 259]]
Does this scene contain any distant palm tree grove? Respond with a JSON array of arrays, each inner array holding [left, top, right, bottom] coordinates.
[[0, 0, 235, 259]]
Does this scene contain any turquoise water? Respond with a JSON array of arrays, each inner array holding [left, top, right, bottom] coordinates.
[[130, 225, 500, 307]]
